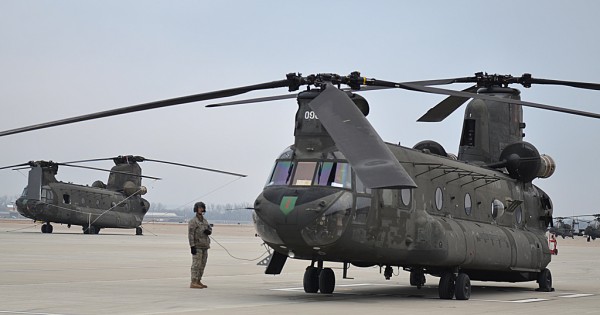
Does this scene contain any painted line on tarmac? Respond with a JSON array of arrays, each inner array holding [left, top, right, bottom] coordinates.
[[473, 298, 549, 303], [0, 311, 68, 315], [557, 293, 595, 298], [508, 298, 549, 303]]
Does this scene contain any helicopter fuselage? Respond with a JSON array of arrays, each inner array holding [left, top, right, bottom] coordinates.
[[16, 181, 150, 230], [254, 143, 552, 282]]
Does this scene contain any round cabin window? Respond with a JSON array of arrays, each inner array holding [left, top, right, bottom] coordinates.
[[491, 199, 505, 219], [464, 193, 472, 216], [401, 189, 411, 206], [435, 187, 443, 211]]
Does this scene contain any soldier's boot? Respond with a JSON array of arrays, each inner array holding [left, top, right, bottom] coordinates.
[[190, 282, 204, 289], [198, 281, 208, 288]]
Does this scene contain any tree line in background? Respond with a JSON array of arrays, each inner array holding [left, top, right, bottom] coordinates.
[[0, 195, 19, 208], [150, 202, 254, 223]]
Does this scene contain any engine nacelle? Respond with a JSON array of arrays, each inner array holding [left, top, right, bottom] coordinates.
[[499, 142, 555, 182], [123, 181, 147, 196], [413, 140, 449, 157], [538, 154, 556, 179]]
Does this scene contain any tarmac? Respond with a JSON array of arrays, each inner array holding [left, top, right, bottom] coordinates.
[[1, 219, 599, 315]]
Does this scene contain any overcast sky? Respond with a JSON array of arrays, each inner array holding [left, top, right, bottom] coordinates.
[[1, 1, 599, 216]]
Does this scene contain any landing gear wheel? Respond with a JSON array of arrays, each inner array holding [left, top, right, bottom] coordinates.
[[410, 269, 426, 289], [438, 272, 456, 299], [318, 268, 335, 294], [136, 227, 143, 235], [303, 266, 319, 293], [537, 268, 553, 292], [83, 226, 99, 234], [454, 273, 471, 300], [41, 223, 53, 234]]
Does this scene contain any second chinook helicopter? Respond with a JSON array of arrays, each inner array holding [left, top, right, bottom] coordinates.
[[2, 155, 245, 235], [1, 72, 600, 300]]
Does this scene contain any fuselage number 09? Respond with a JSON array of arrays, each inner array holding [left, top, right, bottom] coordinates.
[[304, 111, 319, 120]]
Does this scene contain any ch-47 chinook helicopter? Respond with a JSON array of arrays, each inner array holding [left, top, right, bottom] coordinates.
[[1, 71, 600, 300], [570, 214, 600, 241], [0, 155, 245, 235], [582, 215, 600, 241], [549, 217, 576, 239]]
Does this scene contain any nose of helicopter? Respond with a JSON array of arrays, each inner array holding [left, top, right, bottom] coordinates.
[[15, 197, 43, 218], [253, 187, 353, 251]]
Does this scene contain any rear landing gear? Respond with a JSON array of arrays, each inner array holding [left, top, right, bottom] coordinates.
[[410, 269, 426, 289], [537, 268, 554, 292], [438, 271, 471, 300], [41, 223, 53, 234], [454, 273, 471, 300], [438, 272, 456, 299], [136, 227, 143, 235]]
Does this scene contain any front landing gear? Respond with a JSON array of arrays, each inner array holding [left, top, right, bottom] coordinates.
[[303, 264, 336, 294], [303, 267, 319, 293], [83, 226, 100, 234], [41, 223, 53, 234]]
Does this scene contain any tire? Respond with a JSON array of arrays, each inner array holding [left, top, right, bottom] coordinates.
[[136, 227, 143, 235], [454, 273, 471, 300], [319, 268, 335, 294], [47, 224, 53, 234], [41, 224, 47, 233], [410, 270, 426, 289], [84, 226, 97, 234], [303, 267, 319, 293], [438, 272, 455, 299], [537, 268, 552, 292]]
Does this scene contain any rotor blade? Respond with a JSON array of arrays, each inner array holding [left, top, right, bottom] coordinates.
[[205, 93, 297, 108], [395, 82, 600, 120], [530, 77, 600, 90], [143, 158, 247, 177], [0, 79, 292, 137], [59, 163, 161, 180], [0, 162, 33, 171], [417, 85, 479, 122], [204, 78, 470, 109], [308, 84, 417, 189], [62, 157, 115, 164]]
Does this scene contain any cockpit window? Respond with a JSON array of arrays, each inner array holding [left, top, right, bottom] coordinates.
[[314, 162, 351, 188], [266, 160, 352, 189], [266, 160, 294, 186], [292, 162, 317, 186]]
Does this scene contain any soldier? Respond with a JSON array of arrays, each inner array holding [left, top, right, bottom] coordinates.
[[188, 201, 212, 289]]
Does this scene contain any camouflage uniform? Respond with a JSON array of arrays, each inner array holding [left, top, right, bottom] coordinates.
[[188, 212, 211, 286]]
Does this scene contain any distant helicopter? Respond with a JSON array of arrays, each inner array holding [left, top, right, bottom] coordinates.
[[1, 155, 245, 235], [549, 217, 576, 239], [583, 215, 600, 241], [572, 214, 600, 241], [1, 72, 600, 300]]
